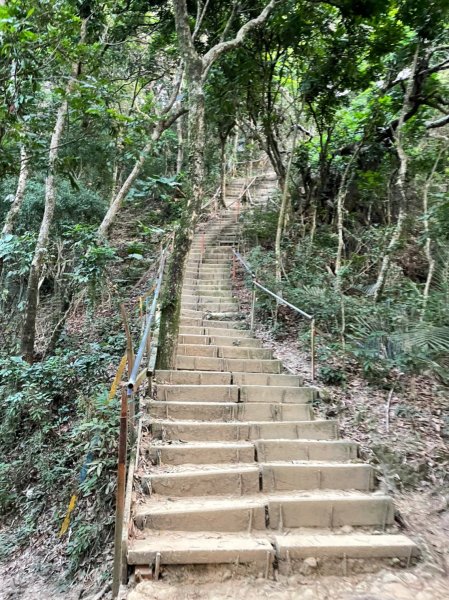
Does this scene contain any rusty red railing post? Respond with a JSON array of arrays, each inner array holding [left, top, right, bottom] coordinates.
[[112, 388, 128, 598]]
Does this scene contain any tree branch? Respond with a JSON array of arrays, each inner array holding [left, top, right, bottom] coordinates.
[[202, 0, 280, 74], [426, 113, 449, 130]]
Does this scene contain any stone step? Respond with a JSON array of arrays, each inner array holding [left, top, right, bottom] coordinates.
[[202, 319, 246, 329], [177, 345, 273, 360], [233, 373, 303, 386], [255, 440, 358, 462], [261, 463, 373, 492], [128, 532, 275, 566], [274, 533, 418, 560], [240, 385, 315, 403], [179, 317, 203, 327], [133, 492, 394, 532], [155, 384, 238, 402], [181, 302, 238, 313], [141, 462, 371, 497], [144, 465, 260, 496], [182, 294, 235, 304], [268, 493, 393, 529], [182, 288, 233, 297], [154, 370, 303, 387], [155, 370, 232, 385], [179, 326, 251, 337], [134, 497, 266, 532], [147, 441, 255, 465], [182, 289, 233, 298], [176, 356, 282, 373], [151, 419, 338, 442], [147, 401, 313, 422], [178, 334, 262, 347]]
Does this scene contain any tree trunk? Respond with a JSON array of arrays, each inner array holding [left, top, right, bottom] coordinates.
[[157, 67, 205, 370], [20, 20, 87, 362], [156, 0, 278, 369], [219, 134, 227, 209], [421, 146, 445, 318], [275, 130, 297, 291], [373, 48, 419, 303], [98, 141, 152, 238], [2, 145, 29, 236], [176, 116, 184, 174]]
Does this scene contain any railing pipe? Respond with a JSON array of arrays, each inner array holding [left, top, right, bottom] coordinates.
[[232, 249, 316, 380], [127, 251, 166, 390], [252, 281, 313, 320]]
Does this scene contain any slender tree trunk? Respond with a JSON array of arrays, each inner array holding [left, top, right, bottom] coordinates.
[[20, 20, 87, 362], [275, 131, 296, 292], [2, 145, 29, 236], [98, 141, 152, 238], [0, 145, 30, 279], [373, 48, 419, 303], [421, 146, 445, 318], [219, 134, 228, 209]]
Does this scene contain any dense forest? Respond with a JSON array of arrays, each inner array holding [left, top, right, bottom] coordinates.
[[0, 0, 448, 594]]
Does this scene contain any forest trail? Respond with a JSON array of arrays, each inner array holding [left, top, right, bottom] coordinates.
[[124, 171, 417, 591]]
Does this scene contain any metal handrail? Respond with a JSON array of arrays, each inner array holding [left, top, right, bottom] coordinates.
[[232, 249, 316, 380], [113, 242, 169, 597], [127, 249, 166, 390]]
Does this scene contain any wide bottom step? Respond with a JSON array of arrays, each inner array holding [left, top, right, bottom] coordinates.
[[128, 532, 417, 566], [128, 532, 274, 565]]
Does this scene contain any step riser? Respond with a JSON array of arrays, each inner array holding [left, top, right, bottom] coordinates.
[[135, 505, 266, 532], [255, 440, 358, 462], [152, 420, 338, 442], [240, 386, 315, 403], [155, 385, 238, 402], [268, 498, 394, 529], [177, 346, 273, 360], [148, 444, 255, 465], [261, 465, 373, 492], [148, 402, 312, 422], [176, 356, 281, 373], [146, 469, 260, 497], [178, 335, 262, 347], [181, 303, 238, 313], [134, 497, 393, 533], [179, 327, 251, 338], [154, 370, 302, 387], [155, 370, 232, 385]]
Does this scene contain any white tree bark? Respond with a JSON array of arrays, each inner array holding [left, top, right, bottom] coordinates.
[[373, 47, 420, 303], [2, 145, 30, 235], [21, 19, 88, 361]]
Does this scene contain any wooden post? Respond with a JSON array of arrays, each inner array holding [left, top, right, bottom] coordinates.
[[250, 283, 257, 332], [112, 388, 128, 598], [232, 254, 236, 282], [310, 318, 316, 382]]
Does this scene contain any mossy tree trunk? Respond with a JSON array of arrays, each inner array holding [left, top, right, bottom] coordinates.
[[157, 0, 278, 370]]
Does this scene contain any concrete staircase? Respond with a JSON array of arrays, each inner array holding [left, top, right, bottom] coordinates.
[[127, 172, 417, 577]]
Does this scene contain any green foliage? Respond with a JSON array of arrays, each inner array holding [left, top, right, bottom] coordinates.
[[0, 345, 121, 570], [0, 177, 107, 233]]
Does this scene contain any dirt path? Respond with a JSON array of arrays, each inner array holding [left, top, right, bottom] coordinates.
[[127, 564, 449, 600]]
